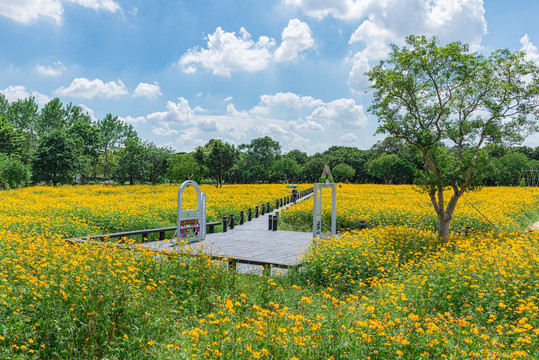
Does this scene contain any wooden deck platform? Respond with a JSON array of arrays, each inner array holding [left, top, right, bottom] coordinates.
[[144, 194, 314, 274]]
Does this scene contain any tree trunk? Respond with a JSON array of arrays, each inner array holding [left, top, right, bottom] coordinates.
[[433, 190, 461, 240], [437, 212, 451, 239]]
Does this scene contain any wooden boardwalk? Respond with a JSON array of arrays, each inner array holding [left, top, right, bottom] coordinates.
[[144, 194, 314, 274]]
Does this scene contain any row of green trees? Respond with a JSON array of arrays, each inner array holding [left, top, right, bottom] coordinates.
[[168, 136, 539, 187], [0, 95, 173, 187], [0, 98, 537, 188]]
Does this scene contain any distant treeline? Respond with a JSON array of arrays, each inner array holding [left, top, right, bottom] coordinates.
[[1, 95, 537, 188]]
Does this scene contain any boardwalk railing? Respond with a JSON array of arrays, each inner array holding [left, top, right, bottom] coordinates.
[[62, 187, 314, 274]]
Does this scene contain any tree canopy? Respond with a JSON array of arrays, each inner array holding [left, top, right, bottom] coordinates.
[[368, 34, 539, 238]]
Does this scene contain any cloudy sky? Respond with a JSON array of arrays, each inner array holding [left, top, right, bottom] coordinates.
[[1, 0, 539, 154]]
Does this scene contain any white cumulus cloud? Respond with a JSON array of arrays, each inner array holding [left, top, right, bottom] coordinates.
[[521, 34, 539, 64], [36, 61, 66, 76], [0, 85, 51, 106], [287, 0, 487, 93], [307, 98, 368, 129], [65, 0, 121, 13], [340, 133, 358, 142], [133, 82, 162, 98], [146, 97, 196, 124], [283, 0, 379, 20], [274, 19, 315, 62], [153, 122, 179, 136], [259, 92, 323, 109], [120, 115, 146, 125], [292, 119, 324, 132], [0, 0, 121, 24], [55, 77, 128, 99], [179, 27, 275, 76]]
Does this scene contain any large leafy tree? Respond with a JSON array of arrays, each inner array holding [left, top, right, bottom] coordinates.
[[111, 137, 147, 185], [271, 157, 301, 182], [37, 98, 67, 135], [0, 115, 24, 156], [239, 136, 281, 182], [32, 129, 79, 185], [194, 139, 237, 187], [98, 114, 133, 177], [6, 97, 39, 161], [333, 163, 356, 183], [144, 143, 174, 185], [368, 35, 539, 239], [167, 153, 202, 183]]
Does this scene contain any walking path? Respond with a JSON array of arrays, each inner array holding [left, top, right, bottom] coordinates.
[[144, 193, 315, 275]]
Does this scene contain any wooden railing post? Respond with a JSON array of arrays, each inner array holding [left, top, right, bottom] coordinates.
[[229, 214, 235, 230], [222, 216, 228, 233], [248, 208, 252, 221], [239, 211, 244, 225], [255, 206, 259, 218]]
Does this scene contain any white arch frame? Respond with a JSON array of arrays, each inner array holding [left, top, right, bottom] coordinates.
[[312, 182, 336, 242], [177, 180, 206, 243]]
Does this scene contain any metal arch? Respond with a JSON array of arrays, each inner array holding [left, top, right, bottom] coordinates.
[[312, 182, 337, 243], [177, 180, 206, 243]]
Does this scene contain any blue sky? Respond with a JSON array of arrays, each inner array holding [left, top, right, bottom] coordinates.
[[1, 0, 539, 154]]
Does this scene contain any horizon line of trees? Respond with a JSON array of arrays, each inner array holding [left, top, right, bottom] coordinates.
[[1, 95, 538, 189]]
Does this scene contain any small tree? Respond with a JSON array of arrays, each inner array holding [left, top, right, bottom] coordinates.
[[333, 163, 356, 183], [167, 153, 202, 183], [0, 156, 30, 189], [368, 35, 539, 239]]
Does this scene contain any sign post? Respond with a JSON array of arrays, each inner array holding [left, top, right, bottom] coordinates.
[[177, 180, 206, 243], [312, 182, 336, 242]]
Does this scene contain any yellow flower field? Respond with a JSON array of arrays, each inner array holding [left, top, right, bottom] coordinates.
[[0, 184, 538, 359], [0, 184, 296, 237], [280, 184, 539, 233]]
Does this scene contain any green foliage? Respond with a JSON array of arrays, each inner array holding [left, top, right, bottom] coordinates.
[[194, 139, 237, 187], [367, 34, 539, 238], [489, 151, 529, 186], [271, 156, 301, 182], [111, 138, 148, 185], [98, 114, 134, 178], [236, 136, 281, 183], [167, 152, 202, 183], [332, 163, 356, 182], [0, 115, 23, 157], [31, 129, 80, 185], [0, 156, 30, 189]]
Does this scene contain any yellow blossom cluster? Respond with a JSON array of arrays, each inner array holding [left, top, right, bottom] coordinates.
[[0, 184, 296, 237], [280, 184, 539, 232]]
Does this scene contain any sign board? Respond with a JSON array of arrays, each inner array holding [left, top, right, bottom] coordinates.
[[177, 180, 206, 243], [312, 182, 336, 242]]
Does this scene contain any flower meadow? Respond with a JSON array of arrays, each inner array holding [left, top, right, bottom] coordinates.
[[0, 184, 538, 359], [280, 184, 539, 233]]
